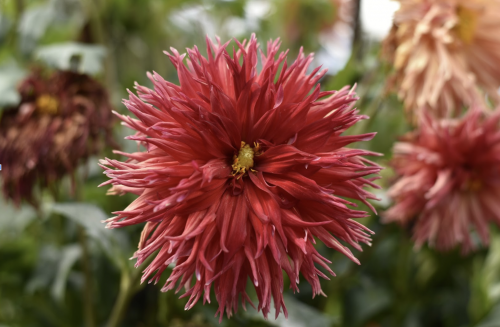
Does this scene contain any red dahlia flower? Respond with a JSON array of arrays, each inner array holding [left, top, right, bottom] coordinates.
[[385, 108, 500, 253], [100, 35, 381, 320]]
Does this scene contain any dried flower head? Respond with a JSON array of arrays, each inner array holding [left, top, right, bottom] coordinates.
[[385, 108, 500, 253], [0, 69, 115, 206], [100, 35, 381, 320], [383, 0, 500, 118]]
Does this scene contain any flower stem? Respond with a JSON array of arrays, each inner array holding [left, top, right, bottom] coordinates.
[[81, 0, 117, 97], [106, 272, 132, 327], [106, 259, 151, 327], [79, 226, 96, 327]]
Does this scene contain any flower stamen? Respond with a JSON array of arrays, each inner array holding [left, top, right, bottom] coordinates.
[[464, 177, 482, 193], [36, 94, 59, 115], [455, 6, 478, 44], [232, 141, 260, 179]]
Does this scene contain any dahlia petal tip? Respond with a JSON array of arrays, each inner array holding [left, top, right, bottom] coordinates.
[[348, 84, 357, 95], [101, 217, 115, 223], [97, 180, 112, 188]]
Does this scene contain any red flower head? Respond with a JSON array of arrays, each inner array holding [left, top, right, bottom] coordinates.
[[385, 108, 500, 253], [100, 35, 381, 320]]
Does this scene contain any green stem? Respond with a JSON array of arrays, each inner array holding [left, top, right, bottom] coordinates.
[[79, 226, 96, 327], [352, 0, 363, 61], [6, 0, 24, 52], [81, 0, 116, 95], [106, 258, 152, 327], [106, 272, 133, 327]]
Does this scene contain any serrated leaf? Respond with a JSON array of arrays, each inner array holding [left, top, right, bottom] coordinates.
[[35, 42, 106, 75]]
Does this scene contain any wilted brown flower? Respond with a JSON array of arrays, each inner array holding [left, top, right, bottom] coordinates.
[[385, 108, 500, 253], [383, 0, 500, 118], [0, 69, 115, 206]]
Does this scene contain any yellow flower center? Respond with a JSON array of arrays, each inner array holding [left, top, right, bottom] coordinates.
[[232, 141, 260, 179], [36, 94, 59, 115], [465, 178, 482, 193], [455, 6, 479, 44]]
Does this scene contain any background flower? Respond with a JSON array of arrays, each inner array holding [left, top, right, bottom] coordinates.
[[100, 35, 381, 320], [0, 69, 115, 205], [383, 0, 500, 118], [385, 108, 500, 253]]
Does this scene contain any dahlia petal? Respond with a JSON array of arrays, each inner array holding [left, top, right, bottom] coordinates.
[[244, 182, 271, 223], [257, 144, 318, 174], [263, 172, 333, 201]]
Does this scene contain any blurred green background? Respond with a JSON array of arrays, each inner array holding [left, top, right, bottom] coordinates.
[[2, 0, 500, 326]]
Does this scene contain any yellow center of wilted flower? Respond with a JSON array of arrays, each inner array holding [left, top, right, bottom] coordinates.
[[36, 95, 59, 115], [465, 178, 482, 192], [455, 6, 479, 44], [232, 141, 260, 179]]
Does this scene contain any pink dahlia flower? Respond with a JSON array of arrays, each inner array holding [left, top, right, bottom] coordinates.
[[385, 108, 500, 253], [383, 0, 500, 118], [100, 35, 381, 320]]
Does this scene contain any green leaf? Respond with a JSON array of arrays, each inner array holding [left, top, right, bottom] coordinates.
[[0, 195, 36, 238], [17, 0, 59, 53], [470, 235, 500, 323], [347, 281, 392, 326], [245, 294, 337, 327], [35, 42, 106, 75], [49, 203, 130, 269], [0, 61, 27, 108], [26, 245, 61, 294], [475, 302, 500, 327], [0, 12, 12, 43], [25, 243, 82, 303], [51, 244, 82, 302]]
